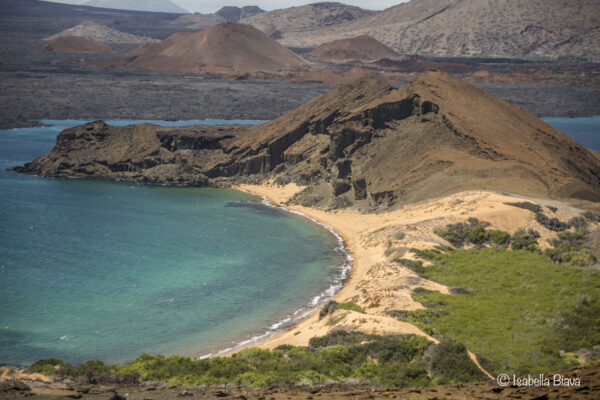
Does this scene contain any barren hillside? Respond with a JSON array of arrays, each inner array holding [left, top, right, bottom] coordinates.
[[277, 0, 600, 61], [241, 2, 373, 40]]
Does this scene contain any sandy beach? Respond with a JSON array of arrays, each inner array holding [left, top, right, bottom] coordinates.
[[234, 182, 589, 354]]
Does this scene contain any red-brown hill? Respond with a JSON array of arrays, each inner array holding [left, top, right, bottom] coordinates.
[[37, 35, 114, 54], [309, 35, 398, 62], [104, 22, 306, 74]]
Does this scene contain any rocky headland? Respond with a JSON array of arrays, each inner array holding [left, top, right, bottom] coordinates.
[[17, 71, 600, 210]]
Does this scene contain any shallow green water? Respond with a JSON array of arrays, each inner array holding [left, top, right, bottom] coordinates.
[[0, 120, 348, 366]]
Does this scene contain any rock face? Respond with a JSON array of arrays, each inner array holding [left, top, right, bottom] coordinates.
[[277, 0, 600, 62], [103, 23, 307, 74], [308, 35, 398, 62], [84, 0, 188, 14], [44, 21, 159, 44], [37, 35, 114, 54], [19, 71, 600, 209]]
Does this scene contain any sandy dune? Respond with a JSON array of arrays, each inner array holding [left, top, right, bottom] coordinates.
[[235, 183, 590, 351]]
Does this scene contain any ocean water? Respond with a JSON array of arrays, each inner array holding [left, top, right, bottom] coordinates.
[[543, 116, 600, 150], [0, 120, 348, 367]]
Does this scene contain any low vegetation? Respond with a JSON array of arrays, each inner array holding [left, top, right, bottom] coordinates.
[[29, 331, 484, 387], [319, 300, 365, 318], [504, 201, 573, 232], [433, 214, 596, 266], [544, 229, 597, 267], [584, 211, 600, 223], [504, 201, 542, 213], [403, 248, 600, 376]]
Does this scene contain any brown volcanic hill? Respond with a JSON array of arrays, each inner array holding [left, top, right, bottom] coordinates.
[[241, 2, 373, 40], [37, 35, 114, 54], [277, 0, 600, 61], [308, 35, 398, 62], [103, 23, 307, 74], [18, 71, 600, 208]]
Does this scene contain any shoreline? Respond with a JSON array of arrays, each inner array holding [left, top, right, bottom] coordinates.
[[224, 183, 592, 354], [230, 182, 441, 352], [202, 185, 355, 358]]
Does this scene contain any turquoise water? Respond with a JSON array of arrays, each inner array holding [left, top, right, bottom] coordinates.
[[0, 120, 347, 367], [543, 116, 600, 150]]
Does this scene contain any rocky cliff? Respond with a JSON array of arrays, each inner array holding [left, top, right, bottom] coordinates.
[[18, 71, 600, 209]]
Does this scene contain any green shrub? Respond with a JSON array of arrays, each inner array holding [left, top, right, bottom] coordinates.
[[434, 218, 491, 247], [489, 230, 510, 246], [29, 358, 64, 374], [425, 339, 487, 383], [467, 225, 489, 245], [319, 301, 338, 319], [338, 301, 365, 313], [413, 248, 442, 261], [397, 259, 425, 274], [510, 228, 540, 251], [544, 229, 597, 267], [77, 360, 112, 377]]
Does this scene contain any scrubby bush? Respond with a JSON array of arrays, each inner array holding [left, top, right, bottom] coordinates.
[[488, 230, 510, 246], [467, 225, 489, 245], [544, 229, 597, 267], [535, 212, 570, 232], [583, 211, 600, 223], [568, 217, 588, 229], [510, 228, 540, 251], [434, 218, 491, 247], [425, 340, 487, 383], [337, 301, 365, 313], [394, 231, 406, 241], [412, 248, 443, 261], [319, 301, 338, 319], [384, 246, 408, 260], [386, 310, 409, 320], [397, 259, 425, 274], [505, 201, 542, 213], [546, 206, 558, 213]]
